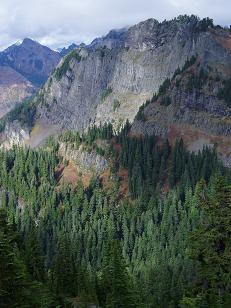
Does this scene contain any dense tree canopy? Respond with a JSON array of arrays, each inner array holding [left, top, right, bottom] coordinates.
[[0, 124, 230, 307]]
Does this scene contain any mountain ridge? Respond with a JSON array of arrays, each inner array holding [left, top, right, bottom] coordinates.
[[0, 38, 61, 118], [0, 15, 231, 165], [37, 16, 231, 131], [0, 38, 61, 86]]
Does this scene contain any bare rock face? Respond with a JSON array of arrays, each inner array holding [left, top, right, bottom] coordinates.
[[36, 16, 231, 134], [0, 120, 30, 148], [59, 43, 86, 57], [131, 87, 231, 137], [1, 15, 231, 166], [59, 143, 108, 174], [130, 56, 231, 162]]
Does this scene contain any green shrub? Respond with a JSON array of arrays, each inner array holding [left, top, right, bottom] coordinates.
[[218, 78, 231, 107], [160, 95, 171, 106], [159, 78, 171, 96], [135, 100, 150, 121], [186, 67, 208, 91], [58, 131, 81, 148], [54, 50, 82, 80], [197, 17, 214, 32], [151, 94, 158, 103], [101, 87, 113, 101], [113, 99, 120, 111], [0, 99, 37, 132], [181, 55, 197, 72]]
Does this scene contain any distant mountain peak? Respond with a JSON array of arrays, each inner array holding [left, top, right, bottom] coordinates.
[[22, 37, 35, 43], [59, 43, 86, 56], [21, 38, 46, 48], [14, 40, 22, 46], [0, 37, 61, 116]]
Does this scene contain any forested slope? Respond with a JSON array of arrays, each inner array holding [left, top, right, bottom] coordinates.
[[0, 124, 230, 307]]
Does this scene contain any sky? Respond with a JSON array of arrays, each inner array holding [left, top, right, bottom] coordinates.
[[0, 0, 230, 51]]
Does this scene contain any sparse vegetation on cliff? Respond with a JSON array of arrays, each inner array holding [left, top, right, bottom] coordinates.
[[113, 99, 120, 111], [218, 77, 231, 107], [0, 99, 37, 132], [101, 87, 113, 101], [54, 50, 82, 80]]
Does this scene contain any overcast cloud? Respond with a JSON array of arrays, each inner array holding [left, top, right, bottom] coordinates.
[[0, 0, 230, 50]]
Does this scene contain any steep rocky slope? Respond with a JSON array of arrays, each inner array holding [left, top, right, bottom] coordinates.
[[33, 16, 231, 133], [131, 55, 231, 165], [59, 142, 108, 174], [59, 43, 85, 57], [132, 60, 231, 137], [1, 16, 231, 162]]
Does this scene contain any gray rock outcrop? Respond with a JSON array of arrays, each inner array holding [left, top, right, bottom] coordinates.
[[36, 16, 231, 133], [59, 142, 108, 174]]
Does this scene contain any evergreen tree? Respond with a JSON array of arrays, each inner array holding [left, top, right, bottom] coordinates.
[[0, 209, 31, 307], [184, 177, 231, 306], [100, 240, 136, 307]]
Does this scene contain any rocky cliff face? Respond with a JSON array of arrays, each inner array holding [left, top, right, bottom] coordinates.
[[130, 55, 231, 165], [0, 120, 30, 148], [34, 16, 231, 134], [59, 142, 108, 174], [1, 16, 231, 164], [59, 43, 85, 57], [132, 57, 231, 136]]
